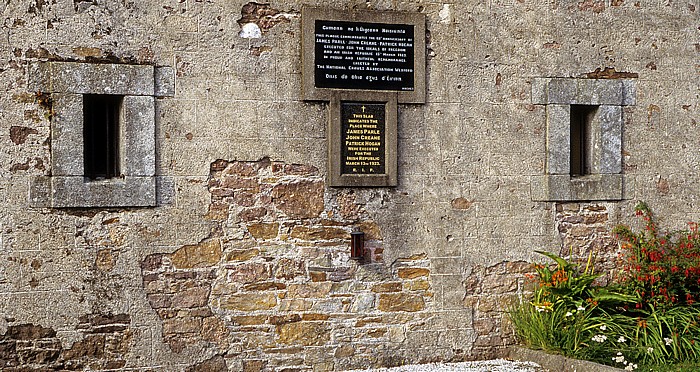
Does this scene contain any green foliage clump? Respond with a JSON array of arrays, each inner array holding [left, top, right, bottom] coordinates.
[[510, 202, 700, 371]]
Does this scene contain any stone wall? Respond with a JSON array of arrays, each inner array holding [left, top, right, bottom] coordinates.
[[0, 0, 697, 370]]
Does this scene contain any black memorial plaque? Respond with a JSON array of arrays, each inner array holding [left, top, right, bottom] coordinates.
[[315, 20, 415, 91], [341, 102, 386, 175]]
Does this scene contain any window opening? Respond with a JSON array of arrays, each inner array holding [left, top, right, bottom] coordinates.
[[83, 94, 122, 179], [569, 105, 597, 177]]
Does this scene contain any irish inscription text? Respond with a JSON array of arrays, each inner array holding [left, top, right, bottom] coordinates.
[[315, 20, 415, 91]]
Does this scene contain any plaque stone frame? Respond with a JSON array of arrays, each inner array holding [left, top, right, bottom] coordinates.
[[329, 91, 398, 187], [302, 6, 426, 104]]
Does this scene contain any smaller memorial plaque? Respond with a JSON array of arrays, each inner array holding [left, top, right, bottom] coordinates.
[[341, 102, 386, 175], [328, 92, 397, 187]]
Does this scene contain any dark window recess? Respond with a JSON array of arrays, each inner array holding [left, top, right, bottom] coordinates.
[[83, 94, 122, 179], [569, 105, 597, 176]]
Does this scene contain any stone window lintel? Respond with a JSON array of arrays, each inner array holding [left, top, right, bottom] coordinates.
[[532, 77, 636, 106], [28, 62, 175, 98]]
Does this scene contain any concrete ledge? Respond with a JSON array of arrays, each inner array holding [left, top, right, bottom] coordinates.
[[530, 174, 631, 202], [29, 176, 157, 208], [508, 346, 624, 372]]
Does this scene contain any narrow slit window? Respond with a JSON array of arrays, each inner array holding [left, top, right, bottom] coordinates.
[[569, 105, 597, 177], [83, 94, 122, 179]]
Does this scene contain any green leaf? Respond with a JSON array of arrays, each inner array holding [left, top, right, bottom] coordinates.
[[535, 250, 570, 269]]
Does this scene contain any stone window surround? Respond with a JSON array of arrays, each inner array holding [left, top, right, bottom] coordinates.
[[530, 78, 636, 202], [28, 62, 174, 208]]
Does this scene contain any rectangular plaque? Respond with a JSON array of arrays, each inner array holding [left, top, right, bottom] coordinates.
[[302, 6, 425, 104], [315, 20, 415, 92], [329, 92, 397, 187], [341, 102, 386, 174]]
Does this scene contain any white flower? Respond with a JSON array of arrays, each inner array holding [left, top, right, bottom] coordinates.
[[600, 324, 607, 331], [612, 353, 625, 363], [536, 306, 545, 312], [617, 336, 627, 343], [592, 334, 607, 343], [625, 363, 638, 371], [565, 311, 573, 317], [577, 306, 586, 311], [664, 337, 673, 346], [647, 347, 654, 353]]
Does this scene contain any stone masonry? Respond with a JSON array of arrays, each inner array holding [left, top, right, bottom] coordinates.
[[0, 0, 697, 371], [140, 158, 441, 370]]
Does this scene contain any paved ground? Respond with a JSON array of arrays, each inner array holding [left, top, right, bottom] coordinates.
[[346, 359, 545, 372]]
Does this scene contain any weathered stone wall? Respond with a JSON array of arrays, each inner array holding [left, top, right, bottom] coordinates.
[[0, 0, 697, 370]]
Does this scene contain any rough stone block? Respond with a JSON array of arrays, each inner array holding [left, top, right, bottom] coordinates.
[[290, 226, 349, 241], [545, 104, 570, 175], [287, 283, 332, 298], [228, 262, 271, 284], [247, 223, 280, 240], [539, 78, 636, 106], [546, 79, 577, 104], [27, 62, 51, 92], [170, 239, 222, 269], [35, 62, 154, 95], [154, 66, 176, 97], [397, 267, 429, 279], [50, 176, 157, 207], [226, 248, 261, 262], [530, 78, 549, 105], [272, 180, 325, 218], [29, 176, 51, 208], [163, 318, 201, 334], [221, 292, 277, 311], [377, 293, 425, 312], [231, 315, 268, 326], [277, 322, 330, 346], [51, 94, 84, 176], [171, 287, 210, 308], [350, 293, 375, 313], [576, 79, 622, 105], [274, 258, 305, 280], [598, 105, 622, 174], [371, 282, 402, 293], [531, 174, 625, 202], [122, 96, 156, 176], [156, 176, 176, 205], [621, 80, 636, 105]]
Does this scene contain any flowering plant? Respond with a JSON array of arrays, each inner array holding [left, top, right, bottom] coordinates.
[[530, 250, 632, 314], [613, 202, 700, 310], [511, 202, 700, 370], [511, 250, 633, 358]]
